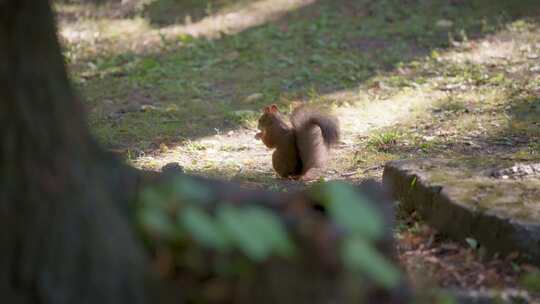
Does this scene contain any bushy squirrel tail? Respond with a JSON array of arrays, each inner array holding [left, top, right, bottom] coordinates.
[[291, 106, 340, 147]]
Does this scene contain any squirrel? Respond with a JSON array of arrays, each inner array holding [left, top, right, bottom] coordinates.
[[255, 104, 340, 179]]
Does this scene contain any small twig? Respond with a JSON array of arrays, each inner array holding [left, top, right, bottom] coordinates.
[[363, 165, 383, 173]]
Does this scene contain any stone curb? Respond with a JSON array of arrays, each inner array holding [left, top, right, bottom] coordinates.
[[382, 159, 540, 264]]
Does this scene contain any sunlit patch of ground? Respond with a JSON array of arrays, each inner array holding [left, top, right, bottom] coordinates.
[[159, 0, 316, 38], [62, 0, 540, 298], [57, 0, 316, 58], [133, 87, 438, 181], [135, 128, 273, 179]]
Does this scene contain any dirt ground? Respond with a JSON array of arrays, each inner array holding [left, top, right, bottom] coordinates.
[[57, 0, 540, 301]]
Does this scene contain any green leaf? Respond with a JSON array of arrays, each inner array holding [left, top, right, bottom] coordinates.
[[139, 187, 167, 207], [465, 237, 478, 250], [138, 207, 176, 239], [324, 182, 384, 240], [171, 176, 213, 204], [243, 207, 296, 258], [180, 207, 230, 251], [410, 176, 417, 189], [342, 237, 401, 289], [217, 205, 270, 261]]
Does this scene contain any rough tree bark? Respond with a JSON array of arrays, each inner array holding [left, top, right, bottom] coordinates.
[[0, 1, 404, 304], [0, 1, 148, 303]]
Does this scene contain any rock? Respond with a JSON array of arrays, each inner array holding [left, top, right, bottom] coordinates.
[[162, 162, 184, 174], [383, 158, 540, 264]]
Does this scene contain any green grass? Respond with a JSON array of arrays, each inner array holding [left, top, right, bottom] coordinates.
[[56, 0, 540, 181], [64, 0, 538, 151], [367, 130, 402, 152]]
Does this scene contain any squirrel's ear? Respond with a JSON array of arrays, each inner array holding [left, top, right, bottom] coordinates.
[[269, 104, 279, 113], [263, 106, 270, 113]]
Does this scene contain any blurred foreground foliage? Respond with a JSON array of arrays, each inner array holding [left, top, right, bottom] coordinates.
[[137, 176, 402, 302]]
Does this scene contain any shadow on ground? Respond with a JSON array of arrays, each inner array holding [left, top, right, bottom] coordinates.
[[142, 0, 260, 26], [68, 0, 540, 153]]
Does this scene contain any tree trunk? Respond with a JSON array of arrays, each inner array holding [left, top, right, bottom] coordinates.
[[0, 1, 149, 303]]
